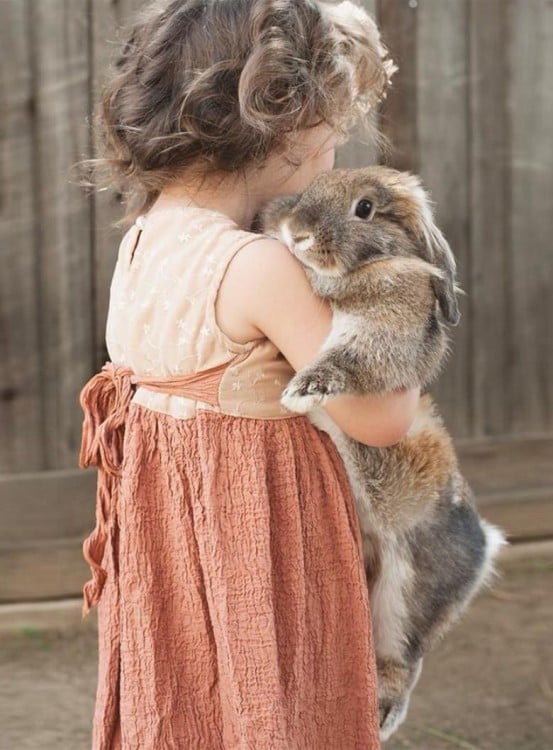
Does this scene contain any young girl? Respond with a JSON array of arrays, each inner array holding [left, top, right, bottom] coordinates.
[[78, 1, 419, 747]]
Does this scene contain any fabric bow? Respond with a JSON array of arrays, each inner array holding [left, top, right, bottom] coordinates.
[[78, 362, 137, 618]]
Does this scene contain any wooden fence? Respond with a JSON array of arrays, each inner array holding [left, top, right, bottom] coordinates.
[[1, 0, 552, 602]]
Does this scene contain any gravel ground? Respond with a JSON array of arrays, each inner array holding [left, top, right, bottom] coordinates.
[[1, 555, 552, 750]]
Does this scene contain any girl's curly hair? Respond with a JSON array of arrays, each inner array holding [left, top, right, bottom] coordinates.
[[77, 0, 396, 225]]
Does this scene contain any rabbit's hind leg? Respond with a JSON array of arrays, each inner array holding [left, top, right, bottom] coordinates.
[[405, 481, 506, 659], [375, 482, 503, 742], [368, 535, 419, 741], [378, 656, 423, 742]]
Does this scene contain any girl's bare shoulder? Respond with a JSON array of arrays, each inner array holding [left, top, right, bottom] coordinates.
[[215, 235, 334, 365]]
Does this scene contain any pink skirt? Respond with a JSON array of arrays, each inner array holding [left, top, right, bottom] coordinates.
[[86, 403, 381, 748]]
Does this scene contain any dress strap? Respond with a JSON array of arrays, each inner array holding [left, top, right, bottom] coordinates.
[[77, 357, 240, 618]]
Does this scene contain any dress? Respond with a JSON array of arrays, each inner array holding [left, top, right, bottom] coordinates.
[[78, 197, 381, 749]]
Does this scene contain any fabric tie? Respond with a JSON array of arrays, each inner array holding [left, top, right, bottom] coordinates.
[[78, 358, 236, 618]]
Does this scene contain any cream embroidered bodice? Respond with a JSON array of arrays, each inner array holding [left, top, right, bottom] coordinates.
[[105, 202, 296, 420]]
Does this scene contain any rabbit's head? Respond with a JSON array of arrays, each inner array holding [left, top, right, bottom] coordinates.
[[258, 166, 461, 325]]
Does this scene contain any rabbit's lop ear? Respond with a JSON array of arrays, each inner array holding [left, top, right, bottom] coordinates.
[[417, 209, 461, 326]]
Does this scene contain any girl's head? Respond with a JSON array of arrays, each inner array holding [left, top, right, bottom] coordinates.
[[85, 0, 396, 224]]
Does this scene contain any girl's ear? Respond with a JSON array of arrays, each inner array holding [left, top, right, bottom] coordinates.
[[417, 206, 461, 326]]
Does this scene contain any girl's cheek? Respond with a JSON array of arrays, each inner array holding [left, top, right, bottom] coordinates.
[[315, 146, 335, 174]]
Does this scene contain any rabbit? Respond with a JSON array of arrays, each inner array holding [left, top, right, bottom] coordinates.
[[256, 166, 507, 742]]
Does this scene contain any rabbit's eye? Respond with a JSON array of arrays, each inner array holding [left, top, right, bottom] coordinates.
[[354, 199, 374, 220]]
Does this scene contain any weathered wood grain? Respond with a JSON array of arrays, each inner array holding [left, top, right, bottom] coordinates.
[[469, 0, 512, 438], [0, 1, 43, 471], [336, 0, 380, 169], [415, 0, 471, 437], [376, 0, 419, 172], [457, 434, 553, 540], [1, 436, 551, 601], [0, 539, 89, 602], [32, 0, 94, 468], [508, 0, 553, 433], [90, 0, 145, 368], [0, 469, 95, 543], [1, 0, 553, 606]]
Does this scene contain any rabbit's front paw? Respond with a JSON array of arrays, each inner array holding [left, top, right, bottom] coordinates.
[[280, 370, 342, 414]]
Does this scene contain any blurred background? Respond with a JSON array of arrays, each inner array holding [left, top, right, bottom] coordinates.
[[1, 0, 552, 748]]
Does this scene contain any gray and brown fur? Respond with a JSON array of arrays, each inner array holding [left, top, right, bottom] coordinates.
[[258, 166, 507, 742]]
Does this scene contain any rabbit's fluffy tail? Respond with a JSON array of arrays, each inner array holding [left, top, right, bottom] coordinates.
[[477, 519, 509, 590]]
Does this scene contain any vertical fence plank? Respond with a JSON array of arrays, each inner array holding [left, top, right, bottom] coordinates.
[[377, 0, 471, 437], [508, 0, 553, 433], [32, 0, 94, 468], [469, 0, 512, 438], [0, 0, 43, 471], [336, 0, 380, 168], [376, 0, 419, 172], [416, 0, 472, 437], [1, 0, 552, 478], [91, 0, 145, 369]]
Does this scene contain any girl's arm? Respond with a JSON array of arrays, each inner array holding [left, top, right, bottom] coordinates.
[[216, 237, 421, 447]]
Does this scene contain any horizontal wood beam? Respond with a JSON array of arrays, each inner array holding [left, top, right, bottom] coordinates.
[[0, 469, 96, 543], [0, 537, 88, 602], [0, 436, 551, 601]]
